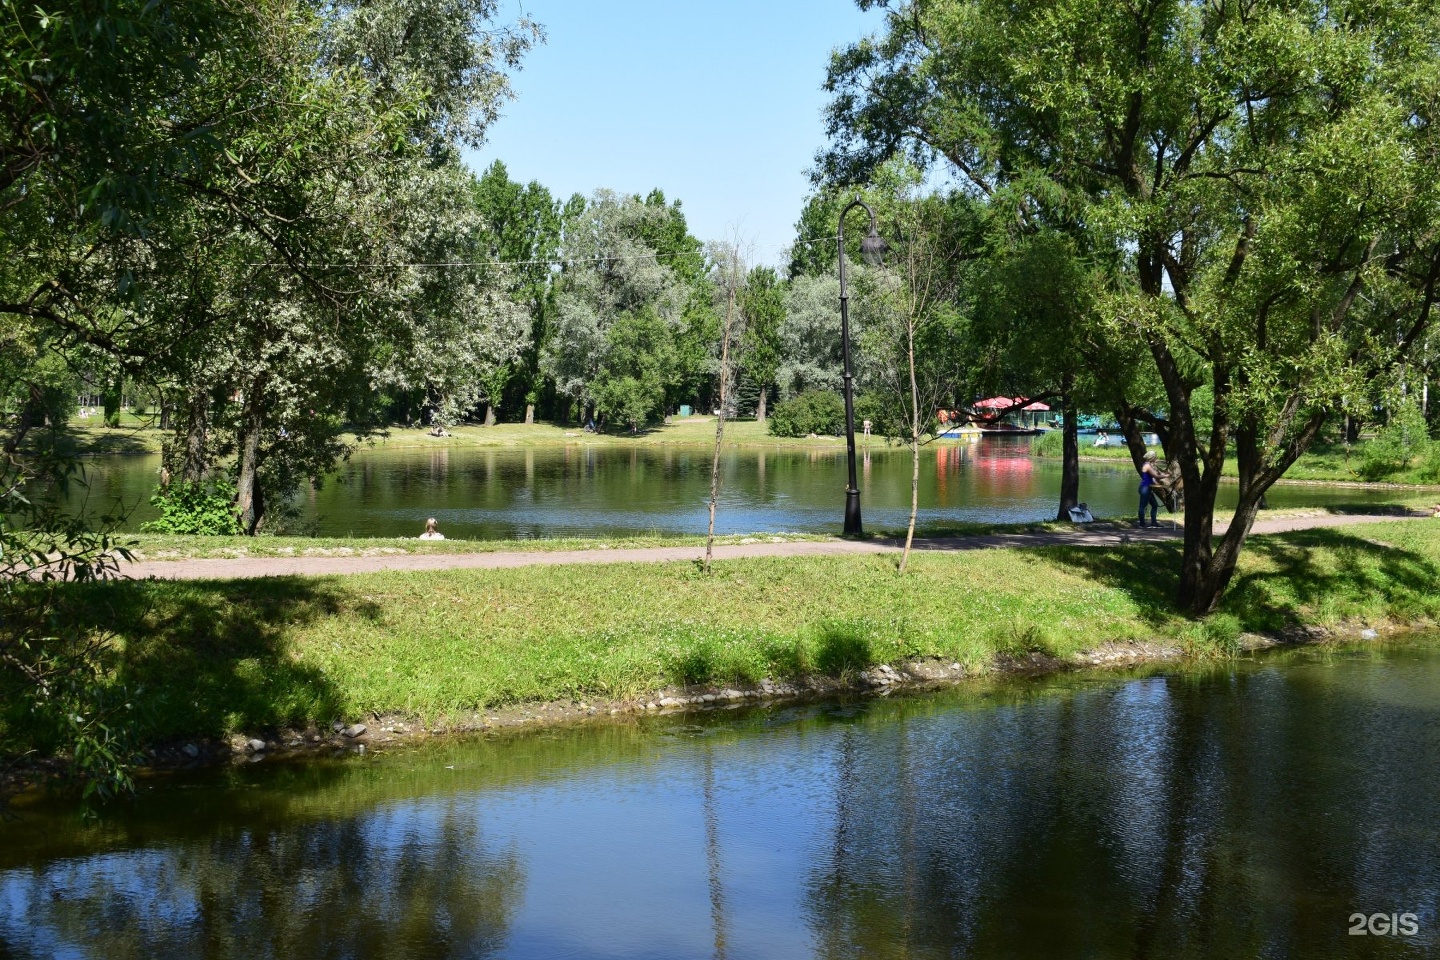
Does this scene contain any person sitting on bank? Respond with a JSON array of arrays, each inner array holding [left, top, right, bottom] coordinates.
[[419, 517, 445, 540]]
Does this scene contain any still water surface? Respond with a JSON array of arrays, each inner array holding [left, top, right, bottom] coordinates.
[[75, 438, 1402, 539], [3, 640, 1438, 958]]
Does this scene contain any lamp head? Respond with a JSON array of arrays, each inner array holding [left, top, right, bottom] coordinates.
[[860, 226, 889, 266]]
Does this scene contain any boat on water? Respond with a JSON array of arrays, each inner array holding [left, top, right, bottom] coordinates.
[[936, 425, 984, 440]]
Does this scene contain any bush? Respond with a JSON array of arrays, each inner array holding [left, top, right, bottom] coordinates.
[[769, 389, 846, 438], [1418, 444, 1440, 484], [1359, 400, 1432, 480], [142, 480, 240, 535], [1, 446, 138, 805]]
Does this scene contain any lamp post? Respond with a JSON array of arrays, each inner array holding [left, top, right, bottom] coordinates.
[[836, 197, 888, 536]]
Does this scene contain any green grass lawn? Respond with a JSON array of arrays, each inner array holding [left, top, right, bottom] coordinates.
[[8, 518, 1436, 754], [367, 416, 864, 451], [45, 416, 166, 455]]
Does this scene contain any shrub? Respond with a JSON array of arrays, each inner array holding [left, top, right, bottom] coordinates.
[[1418, 444, 1440, 484], [1359, 400, 1431, 480], [769, 390, 846, 438], [142, 480, 240, 535], [1, 446, 138, 805]]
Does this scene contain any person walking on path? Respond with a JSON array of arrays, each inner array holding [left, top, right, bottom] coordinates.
[[1137, 452, 1161, 527]]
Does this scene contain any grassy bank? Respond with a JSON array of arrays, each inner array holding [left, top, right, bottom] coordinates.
[[1042, 436, 1440, 486], [49, 415, 885, 458], [366, 417, 866, 451], [6, 519, 1438, 757]]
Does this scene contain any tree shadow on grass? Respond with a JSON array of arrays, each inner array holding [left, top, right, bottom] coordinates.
[[1220, 528, 1440, 629], [813, 622, 875, 675], [1040, 528, 1440, 630], [1300, 503, 1430, 517], [50, 577, 384, 742], [1038, 543, 1185, 629]]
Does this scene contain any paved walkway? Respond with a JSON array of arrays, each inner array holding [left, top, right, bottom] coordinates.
[[119, 512, 1431, 581]]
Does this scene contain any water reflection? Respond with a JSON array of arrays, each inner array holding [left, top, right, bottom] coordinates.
[[4, 643, 1438, 958], [1, 800, 523, 959], [803, 660, 1440, 958], [72, 438, 1405, 540]]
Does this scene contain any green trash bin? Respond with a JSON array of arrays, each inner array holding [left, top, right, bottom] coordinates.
[[679, 405, 692, 417]]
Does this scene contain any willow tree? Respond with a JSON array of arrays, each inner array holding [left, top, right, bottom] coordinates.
[[823, 0, 1440, 614], [542, 190, 700, 427]]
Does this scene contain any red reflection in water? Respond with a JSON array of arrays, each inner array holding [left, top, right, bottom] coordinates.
[[935, 440, 1038, 503]]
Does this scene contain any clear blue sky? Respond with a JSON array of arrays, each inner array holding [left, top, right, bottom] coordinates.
[[467, 1, 884, 266]]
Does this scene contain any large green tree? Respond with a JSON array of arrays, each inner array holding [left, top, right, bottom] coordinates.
[[823, 0, 1440, 614], [738, 266, 785, 421], [472, 160, 562, 423], [0, 0, 538, 790], [542, 190, 707, 427]]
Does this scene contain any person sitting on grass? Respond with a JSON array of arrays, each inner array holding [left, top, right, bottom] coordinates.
[[419, 517, 445, 540]]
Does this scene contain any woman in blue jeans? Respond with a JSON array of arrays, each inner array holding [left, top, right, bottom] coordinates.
[[1137, 452, 1161, 526]]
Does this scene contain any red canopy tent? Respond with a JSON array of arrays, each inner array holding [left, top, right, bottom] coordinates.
[[969, 397, 1051, 430]]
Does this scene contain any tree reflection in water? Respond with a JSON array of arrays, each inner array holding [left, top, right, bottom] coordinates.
[[1, 798, 523, 960], [804, 665, 1440, 959], [3, 648, 1438, 959]]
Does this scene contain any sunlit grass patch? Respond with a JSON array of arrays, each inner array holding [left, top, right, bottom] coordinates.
[[6, 519, 1436, 754]]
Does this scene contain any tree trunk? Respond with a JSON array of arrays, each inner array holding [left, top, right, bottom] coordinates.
[[484, 403, 496, 427], [158, 401, 173, 432], [1056, 383, 1079, 521], [900, 319, 920, 575], [755, 386, 768, 423], [2, 383, 44, 454], [182, 391, 209, 484], [1176, 411, 1326, 615], [525, 403, 535, 425], [706, 271, 739, 573], [235, 393, 265, 536], [901, 435, 919, 573], [1114, 406, 1153, 472], [1176, 481, 1261, 616]]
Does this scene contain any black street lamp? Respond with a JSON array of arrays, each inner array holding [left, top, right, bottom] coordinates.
[[836, 197, 888, 536]]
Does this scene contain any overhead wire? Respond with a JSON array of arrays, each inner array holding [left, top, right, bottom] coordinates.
[[252, 233, 840, 269]]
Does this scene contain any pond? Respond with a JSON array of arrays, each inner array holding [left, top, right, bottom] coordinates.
[[2, 638, 1437, 959], [72, 437, 1404, 539]]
